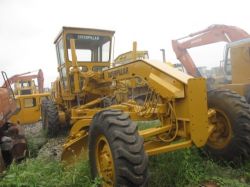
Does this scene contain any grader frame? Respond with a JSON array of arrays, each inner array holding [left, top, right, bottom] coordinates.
[[43, 27, 250, 186], [62, 59, 213, 155]]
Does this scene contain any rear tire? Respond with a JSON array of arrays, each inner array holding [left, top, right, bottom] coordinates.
[[41, 100, 60, 138], [89, 109, 148, 187], [205, 89, 250, 163]]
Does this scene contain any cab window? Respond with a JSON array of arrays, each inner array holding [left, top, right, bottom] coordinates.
[[66, 34, 111, 62], [24, 98, 36, 108], [68, 49, 91, 61], [56, 39, 65, 66], [15, 98, 21, 108]]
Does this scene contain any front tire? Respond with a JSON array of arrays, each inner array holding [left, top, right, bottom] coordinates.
[[205, 89, 250, 163], [89, 109, 148, 187]]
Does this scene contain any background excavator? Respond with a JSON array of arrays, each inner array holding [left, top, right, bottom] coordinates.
[[172, 24, 250, 102], [0, 72, 27, 172], [2, 69, 44, 95]]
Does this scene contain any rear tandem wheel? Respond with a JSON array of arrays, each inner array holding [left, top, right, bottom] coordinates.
[[205, 89, 250, 163]]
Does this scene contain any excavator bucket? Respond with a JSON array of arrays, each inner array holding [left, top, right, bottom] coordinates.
[[10, 125, 27, 159], [61, 131, 89, 164]]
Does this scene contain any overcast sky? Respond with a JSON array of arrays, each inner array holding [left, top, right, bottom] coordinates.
[[1, 0, 250, 87]]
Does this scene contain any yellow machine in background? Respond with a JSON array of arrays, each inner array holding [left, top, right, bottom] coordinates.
[[4, 69, 44, 95], [114, 42, 149, 66], [4, 70, 50, 125], [41, 27, 250, 187], [14, 80, 37, 95], [222, 39, 250, 100], [10, 93, 50, 124]]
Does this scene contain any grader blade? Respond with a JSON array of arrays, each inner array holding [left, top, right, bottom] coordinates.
[[61, 131, 88, 164]]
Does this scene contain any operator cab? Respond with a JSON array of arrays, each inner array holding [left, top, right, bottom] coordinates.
[[54, 27, 115, 90], [14, 80, 36, 95], [222, 38, 250, 84]]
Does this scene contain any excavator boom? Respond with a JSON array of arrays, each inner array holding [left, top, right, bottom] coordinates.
[[172, 24, 250, 76]]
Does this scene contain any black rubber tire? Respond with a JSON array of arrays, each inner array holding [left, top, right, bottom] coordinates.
[[245, 90, 250, 104], [89, 109, 148, 187], [205, 89, 250, 163], [41, 100, 60, 138], [41, 99, 49, 129]]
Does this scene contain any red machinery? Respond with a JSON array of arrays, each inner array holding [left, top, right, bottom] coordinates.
[[0, 72, 27, 172], [172, 24, 249, 77]]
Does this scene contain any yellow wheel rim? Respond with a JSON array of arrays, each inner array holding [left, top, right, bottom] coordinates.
[[95, 135, 115, 187], [208, 109, 233, 149]]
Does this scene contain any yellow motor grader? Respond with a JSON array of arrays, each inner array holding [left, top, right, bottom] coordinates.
[[42, 27, 250, 186]]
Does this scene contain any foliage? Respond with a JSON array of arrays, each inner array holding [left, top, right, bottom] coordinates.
[[148, 148, 250, 187], [1, 121, 249, 186], [0, 159, 100, 187], [2, 149, 249, 187], [137, 121, 250, 186]]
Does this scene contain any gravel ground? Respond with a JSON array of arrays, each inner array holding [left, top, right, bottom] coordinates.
[[37, 136, 66, 160], [23, 121, 66, 161], [23, 121, 43, 135]]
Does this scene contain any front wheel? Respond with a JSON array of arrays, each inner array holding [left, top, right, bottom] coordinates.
[[88, 109, 148, 187], [205, 89, 250, 163]]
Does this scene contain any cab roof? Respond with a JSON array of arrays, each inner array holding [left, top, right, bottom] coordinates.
[[54, 26, 115, 44]]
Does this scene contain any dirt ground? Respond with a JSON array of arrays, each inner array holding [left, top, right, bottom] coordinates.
[[24, 122, 66, 160]]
